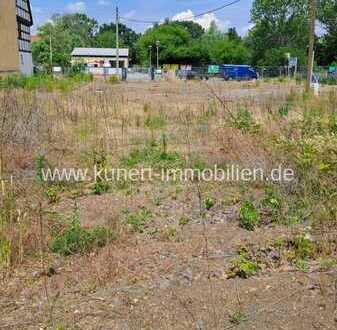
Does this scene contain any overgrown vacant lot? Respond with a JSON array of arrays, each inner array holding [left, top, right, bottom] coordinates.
[[1, 79, 337, 330]]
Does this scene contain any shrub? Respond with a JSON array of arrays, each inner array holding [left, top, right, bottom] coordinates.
[[239, 201, 260, 231], [51, 209, 114, 256]]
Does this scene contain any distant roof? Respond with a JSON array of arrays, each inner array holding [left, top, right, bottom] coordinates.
[[71, 48, 129, 57]]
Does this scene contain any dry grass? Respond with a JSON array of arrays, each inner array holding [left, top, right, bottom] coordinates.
[[0, 79, 337, 329]]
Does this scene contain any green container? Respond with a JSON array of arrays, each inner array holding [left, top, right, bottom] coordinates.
[[208, 65, 220, 74], [328, 66, 336, 74]]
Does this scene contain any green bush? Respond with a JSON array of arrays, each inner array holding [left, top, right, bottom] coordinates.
[[51, 209, 114, 256], [239, 201, 260, 231]]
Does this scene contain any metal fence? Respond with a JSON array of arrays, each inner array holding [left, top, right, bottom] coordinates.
[[60, 64, 337, 83]]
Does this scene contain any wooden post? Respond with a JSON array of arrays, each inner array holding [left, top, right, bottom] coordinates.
[[306, 0, 317, 92]]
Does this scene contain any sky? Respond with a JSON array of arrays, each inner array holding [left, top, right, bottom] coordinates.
[[30, 0, 254, 35]]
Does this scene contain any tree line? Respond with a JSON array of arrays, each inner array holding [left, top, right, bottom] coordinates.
[[32, 0, 337, 70]]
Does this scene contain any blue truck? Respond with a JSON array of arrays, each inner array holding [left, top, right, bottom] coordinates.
[[221, 65, 258, 81]]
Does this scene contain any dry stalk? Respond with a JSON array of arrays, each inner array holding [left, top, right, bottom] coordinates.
[[197, 183, 218, 329]]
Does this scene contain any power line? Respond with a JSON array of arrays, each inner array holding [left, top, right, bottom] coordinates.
[[185, 0, 241, 19], [120, 0, 241, 24], [119, 17, 158, 24]]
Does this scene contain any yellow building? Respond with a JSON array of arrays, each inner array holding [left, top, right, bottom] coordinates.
[[0, 0, 34, 75]]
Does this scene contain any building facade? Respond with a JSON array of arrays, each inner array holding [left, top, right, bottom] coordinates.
[[71, 48, 129, 70], [0, 0, 34, 75]]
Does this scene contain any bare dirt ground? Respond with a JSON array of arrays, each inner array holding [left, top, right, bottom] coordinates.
[[1, 80, 337, 330]]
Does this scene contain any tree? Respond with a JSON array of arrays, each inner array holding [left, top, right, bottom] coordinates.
[[316, 0, 337, 65], [137, 20, 250, 66], [137, 23, 191, 64], [227, 27, 241, 42], [94, 23, 140, 64], [173, 21, 205, 39], [248, 0, 308, 66], [203, 23, 251, 64], [32, 14, 98, 69]]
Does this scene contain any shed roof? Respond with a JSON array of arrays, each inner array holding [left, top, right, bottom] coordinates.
[[71, 48, 129, 57]]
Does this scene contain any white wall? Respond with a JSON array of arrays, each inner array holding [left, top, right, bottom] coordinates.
[[19, 52, 33, 75], [86, 67, 124, 75]]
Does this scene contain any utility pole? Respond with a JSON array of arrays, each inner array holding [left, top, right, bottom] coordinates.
[[306, 0, 317, 92], [115, 6, 120, 72], [156, 40, 160, 70], [149, 45, 152, 68], [49, 31, 53, 72]]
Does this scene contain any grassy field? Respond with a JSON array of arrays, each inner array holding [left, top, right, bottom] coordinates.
[[0, 78, 337, 329]]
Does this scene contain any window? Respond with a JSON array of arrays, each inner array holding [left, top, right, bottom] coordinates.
[[16, 0, 32, 25], [18, 23, 31, 42], [18, 39, 31, 52]]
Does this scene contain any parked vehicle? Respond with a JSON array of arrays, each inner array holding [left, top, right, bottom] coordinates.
[[221, 65, 258, 81]]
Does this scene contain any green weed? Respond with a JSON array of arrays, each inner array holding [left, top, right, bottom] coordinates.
[[46, 186, 61, 204], [125, 209, 153, 233], [205, 197, 216, 211], [229, 250, 259, 279], [0, 73, 92, 92], [93, 149, 110, 195], [121, 140, 184, 170], [278, 103, 291, 117], [232, 108, 260, 134], [239, 201, 260, 231], [51, 208, 114, 256], [0, 235, 11, 268], [145, 115, 167, 130], [261, 186, 282, 223], [35, 154, 47, 184], [229, 311, 248, 325]]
